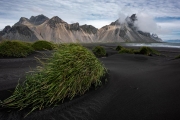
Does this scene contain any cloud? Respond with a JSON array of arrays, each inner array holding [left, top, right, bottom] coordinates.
[[134, 13, 159, 33], [0, 0, 180, 24], [118, 12, 127, 24], [159, 31, 180, 40], [157, 21, 180, 30], [157, 21, 180, 40], [117, 12, 171, 36], [29, 7, 44, 13], [123, 12, 177, 39]]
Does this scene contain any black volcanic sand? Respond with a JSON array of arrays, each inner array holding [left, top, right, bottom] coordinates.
[[0, 44, 180, 120]]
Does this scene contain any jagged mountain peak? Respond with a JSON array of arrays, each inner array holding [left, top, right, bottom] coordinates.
[[30, 14, 48, 20], [110, 19, 120, 26], [15, 15, 49, 26], [19, 17, 29, 23], [110, 14, 137, 26], [10, 24, 32, 35], [70, 22, 80, 30], [14, 17, 31, 26], [50, 16, 66, 23], [47, 16, 67, 28], [2, 25, 11, 33], [0, 25, 11, 36], [3, 24, 38, 42], [29, 14, 49, 25], [72, 22, 79, 25], [64, 22, 80, 31], [80, 24, 98, 34], [130, 14, 137, 22]]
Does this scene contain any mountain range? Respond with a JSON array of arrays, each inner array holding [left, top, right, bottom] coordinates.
[[0, 14, 162, 43]]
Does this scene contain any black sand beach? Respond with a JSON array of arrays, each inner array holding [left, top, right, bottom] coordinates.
[[0, 44, 180, 120]]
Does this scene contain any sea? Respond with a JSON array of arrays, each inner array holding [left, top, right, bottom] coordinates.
[[82, 40, 180, 49], [97, 41, 180, 49], [120, 42, 180, 49]]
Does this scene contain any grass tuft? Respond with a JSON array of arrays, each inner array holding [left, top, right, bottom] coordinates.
[[119, 48, 135, 54], [116, 45, 123, 51], [32, 40, 54, 51], [1, 44, 106, 116], [118, 46, 159, 56], [92, 46, 106, 57], [137, 46, 159, 56], [0, 40, 34, 58]]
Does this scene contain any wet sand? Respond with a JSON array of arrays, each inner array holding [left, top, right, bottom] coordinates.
[[0, 44, 180, 120]]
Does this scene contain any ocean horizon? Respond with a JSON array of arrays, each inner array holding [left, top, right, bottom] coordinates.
[[98, 42, 180, 49], [120, 42, 180, 49]]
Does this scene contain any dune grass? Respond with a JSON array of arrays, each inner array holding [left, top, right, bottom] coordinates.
[[32, 40, 55, 51], [138, 46, 160, 55], [118, 46, 159, 56], [22, 41, 33, 46], [115, 45, 123, 51], [92, 46, 106, 57], [0, 44, 106, 116], [119, 47, 135, 54], [0, 40, 34, 58]]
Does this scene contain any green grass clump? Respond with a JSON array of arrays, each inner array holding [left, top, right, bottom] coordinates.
[[119, 48, 135, 54], [137, 46, 159, 56], [22, 41, 33, 46], [0, 40, 34, 58], [32, 40, 54, 51], [116, 45, 123, 51], [92, 46, 106, 57], [1, 44, 106, 115], [118, 46, 159, 56]]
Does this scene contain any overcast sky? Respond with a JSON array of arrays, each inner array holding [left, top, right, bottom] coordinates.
[[0, 0, 180, 40]]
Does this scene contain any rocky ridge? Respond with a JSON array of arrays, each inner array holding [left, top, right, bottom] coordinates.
[[0, 14, 162, 43]]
